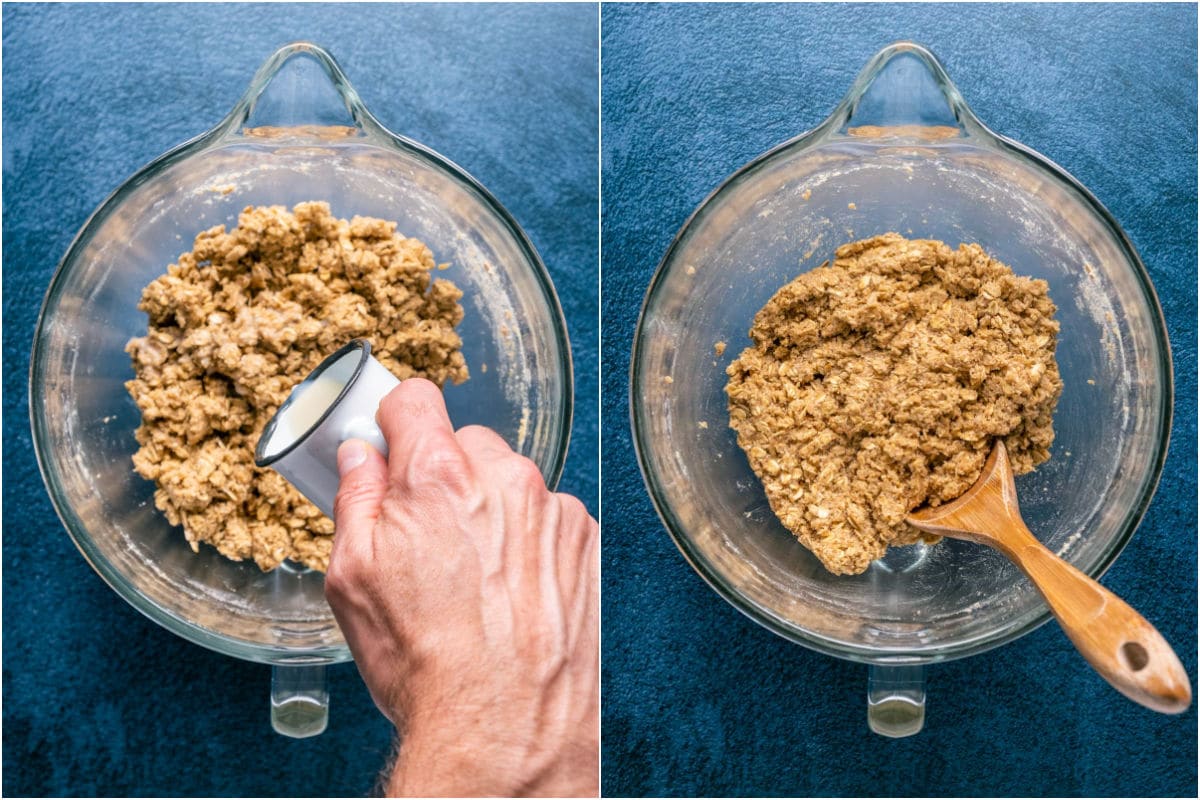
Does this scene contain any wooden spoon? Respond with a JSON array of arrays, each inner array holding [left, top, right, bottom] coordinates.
[[908, 440, 1191, 714]]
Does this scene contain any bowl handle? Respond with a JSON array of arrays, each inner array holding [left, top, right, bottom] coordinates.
[[813, 42, 996, 146], [210, 42, 393, 145], [867, 663, 925, 738], [271, 664, 329, 738]]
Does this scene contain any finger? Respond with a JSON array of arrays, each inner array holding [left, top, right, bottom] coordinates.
[[497, 452, 554, 602], [376, 377, 455, 446], [455, 424, 513, 460], [330, 439, 389, 565], [376, 378, 469, 491]]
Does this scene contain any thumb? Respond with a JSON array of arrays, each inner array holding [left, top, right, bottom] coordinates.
[[332, 439, 389, 540]]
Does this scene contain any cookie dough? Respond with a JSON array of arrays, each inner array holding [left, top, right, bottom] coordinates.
[[726, 233, 1062, 575], [126, 202, 468, 572]]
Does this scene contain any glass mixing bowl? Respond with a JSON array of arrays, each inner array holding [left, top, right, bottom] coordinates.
[[630, 42, 1171, 736], [30, 43, 572, 737]]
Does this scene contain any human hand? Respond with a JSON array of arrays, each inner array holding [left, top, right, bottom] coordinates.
[[325, 378, 599, 798]]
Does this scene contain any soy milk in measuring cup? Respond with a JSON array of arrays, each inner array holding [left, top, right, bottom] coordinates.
[[255, 339, 398, 517]]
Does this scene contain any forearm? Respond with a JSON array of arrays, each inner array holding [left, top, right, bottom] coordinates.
[[384, 724, 597, 798], [384, 729, 526, 798], [386, 731, 497, 798]]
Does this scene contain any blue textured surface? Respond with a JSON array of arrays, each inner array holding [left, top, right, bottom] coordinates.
[[2, 3, 596, 796], [601, 3, 1196, 797]]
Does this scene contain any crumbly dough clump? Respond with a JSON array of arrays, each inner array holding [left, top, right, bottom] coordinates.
[[126, 202, 468, 572], [726, 233, 1062, 575]]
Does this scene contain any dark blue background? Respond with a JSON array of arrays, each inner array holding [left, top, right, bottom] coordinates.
[[2, 3, 596, 796], [602, 3, 1196, 797]]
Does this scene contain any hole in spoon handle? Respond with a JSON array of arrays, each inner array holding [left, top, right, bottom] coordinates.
[[1121, 641, 1149, 672], [1018, 544, 1191, 713]]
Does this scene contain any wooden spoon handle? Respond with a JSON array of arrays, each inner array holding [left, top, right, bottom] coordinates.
[[1008, 528, 1191, 714]]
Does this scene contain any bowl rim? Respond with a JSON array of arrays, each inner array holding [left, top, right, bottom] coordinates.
[[629, 100, 1173, 667], [29, 43, 575, 665]]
